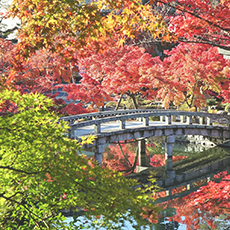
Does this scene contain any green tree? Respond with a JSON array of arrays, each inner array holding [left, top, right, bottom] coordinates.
[[0, 90, 159, 229]]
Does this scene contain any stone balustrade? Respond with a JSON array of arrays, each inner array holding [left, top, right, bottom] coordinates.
[[59, 109, 230, 138], [59, 109, 170, 123]]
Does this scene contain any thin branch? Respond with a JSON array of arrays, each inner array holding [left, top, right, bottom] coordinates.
[[2, 192, 56, 228], [131, 36, 230, 51], [0, 165, 48, 175], [67, 174, 108, 202], [155, 0, 230, 34], [178, 38, 230, 51], [115, 94, 124, 110], [0, 26, 19, 35], [135, 1, 230, 51], [0, 191, 23, 200]]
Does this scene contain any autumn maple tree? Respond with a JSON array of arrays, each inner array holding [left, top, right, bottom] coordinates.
[[2, 0, 172, 110], [142, 43, 230, 109], [2, 0, 171, 84], [140, 0, 230, 50], [62, 44, 162, 109], [2, 0, 229, 110], [0, 37, 90, 115]]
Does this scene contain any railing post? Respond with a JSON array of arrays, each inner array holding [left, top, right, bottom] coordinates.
[[207, 117, 213, 126], [94, 123, 101, 133], [186, 115, 193, 125], [187, 183, 192, 190], [119, 119, 125, 129], [172, 115, 176, 122], [138, 117, 143, 122], [160, 116, 164, 122], [143, 117, 149, 126], [199, 116, 205, 125], [166, 189, 172, 197], [180, 115, 185, 123], [166, 115, 172, 125]]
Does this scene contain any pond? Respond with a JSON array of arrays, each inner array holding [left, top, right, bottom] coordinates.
[[67, 138, 230, 229]]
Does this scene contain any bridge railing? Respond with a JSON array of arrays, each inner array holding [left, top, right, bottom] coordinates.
[[59, 109, 172, 123], [59, 109, 230, 138]]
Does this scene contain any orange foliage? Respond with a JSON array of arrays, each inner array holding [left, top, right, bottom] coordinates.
[[150, 154, 187, 167], [65, 45, 160, 108], [142, 43, 230, 108], [103, 142, 138, 174]]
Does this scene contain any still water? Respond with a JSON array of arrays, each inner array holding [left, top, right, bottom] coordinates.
[[67, 139, 230, 229]]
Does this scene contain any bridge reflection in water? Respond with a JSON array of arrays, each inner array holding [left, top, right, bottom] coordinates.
[[102, 141, 230, 229], [64, 141, 230, 230]]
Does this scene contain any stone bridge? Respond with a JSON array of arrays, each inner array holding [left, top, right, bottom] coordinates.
[[59, 109, 230, 178]]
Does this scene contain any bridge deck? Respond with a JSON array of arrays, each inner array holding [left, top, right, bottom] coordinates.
[[74, 120, 223, 138]]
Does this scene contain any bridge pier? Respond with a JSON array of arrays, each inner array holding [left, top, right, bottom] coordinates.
[[136, 139, 148, 173], [138, 139, 147, 167], [165, 135, 176, 178], [94, 142, 105, 166]]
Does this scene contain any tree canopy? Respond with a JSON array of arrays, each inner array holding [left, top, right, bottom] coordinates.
[[5, 0, 169, 72], [1, 0, 230, 228], [0, 90, 159, 229], [2, 0, 229, 109], [143, 43, 230, 109], [141, 0, 230, 51], [62, 44, 159, 109]]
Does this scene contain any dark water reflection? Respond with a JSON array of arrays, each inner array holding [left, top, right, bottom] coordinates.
[[103, 140, 230, 229], [71, 141, 230, 229]]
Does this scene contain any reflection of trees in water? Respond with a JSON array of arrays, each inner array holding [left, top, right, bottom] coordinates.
[[102, 141, 230, 229], [102, 141, 138, 174], [102, 141, 230, 173], [173, 142, 212, 154], [156, 171, 230, 230], [102, 141, 186, 173], [173, 143, 230, 156]]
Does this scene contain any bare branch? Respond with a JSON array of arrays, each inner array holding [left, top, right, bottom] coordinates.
[[0, 26, 19, 35]]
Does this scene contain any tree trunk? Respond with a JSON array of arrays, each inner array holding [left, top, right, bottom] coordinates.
[[130, 94, 138, 109], [115, 94, 124, 111]]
